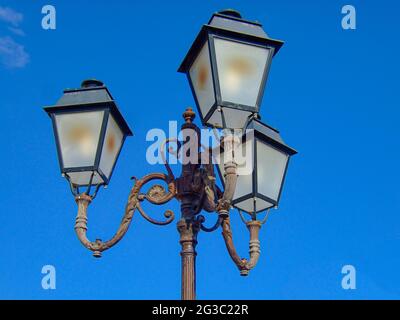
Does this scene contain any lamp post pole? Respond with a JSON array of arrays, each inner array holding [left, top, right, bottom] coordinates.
[[176, 108, 202, 300], [178, 217, 199, 300]]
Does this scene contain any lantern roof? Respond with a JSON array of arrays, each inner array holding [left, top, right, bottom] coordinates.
[[245, 119, 297, 156], [56, 80, 114, 106], [44, 79, 133, 137], [207, 10, 268, 39]]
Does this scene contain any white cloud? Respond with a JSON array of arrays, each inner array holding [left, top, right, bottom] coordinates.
[[0, 36, 29, 68], [0, 6, 23, 26], [8, 26, 25, 36], [0, 7, 28, 69]]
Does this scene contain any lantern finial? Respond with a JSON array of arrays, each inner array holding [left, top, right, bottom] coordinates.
[[183, 107, 196, 123], [218, 9, 242, 19], [81, 79, 104, 88]]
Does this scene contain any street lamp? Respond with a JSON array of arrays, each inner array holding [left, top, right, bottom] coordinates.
[[44, 10, 296, 300], [44, 79, 132, 192], [178, 9, 283, 129]]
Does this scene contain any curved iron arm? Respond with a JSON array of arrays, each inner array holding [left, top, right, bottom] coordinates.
[[74, 173, 176, 258], [160, 138, 181, 179], [216, 134, 263, 276], [221, 217, 262, 276], [196, 214, 222, 233]]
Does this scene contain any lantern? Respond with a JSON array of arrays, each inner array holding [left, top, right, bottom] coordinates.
[[218, 118, 296, 214], [44, 79, 132, 187], [178, 9, 283, 129]]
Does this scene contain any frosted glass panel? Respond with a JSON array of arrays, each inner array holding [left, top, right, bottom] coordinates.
[[235, 197, 274, 214], [223, 108, 252, 129], [55, 111, 104, 168], [67, 171, 103, 186], [207, 108, 252, 129], [207, 109, 222, 128], [255, 197, 274, 211], [234, 171, 253, 199], [256, 140, 288, 202], [233, 139, 254, 199], [99, 115, 124, 179], [189, 42, 215, 118], [235, 198, 254, 213], [214, 38, 270, 107]]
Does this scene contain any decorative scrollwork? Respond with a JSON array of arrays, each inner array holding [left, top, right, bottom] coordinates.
[[148, 184, 166, 200], [138, 173, 175, 204], [196, 214, 222, 233], [137, 203, 175, 226], [136, 173, 177, 225], [71, 106, 267, 296], [221, 216, 262, 276], [139, 184, 168, 204], [160, 138, 181, 178], [74, 172, 177, 257], [74, 177, 143, 258]]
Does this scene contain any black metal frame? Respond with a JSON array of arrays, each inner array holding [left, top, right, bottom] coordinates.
[[178, 12, 283, 129], [216, 118, 297, 215], [45, 101, 131, 187]]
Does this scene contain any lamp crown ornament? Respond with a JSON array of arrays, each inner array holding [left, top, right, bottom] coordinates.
[[81, 79, 104, 88], [218, 9, 242, 18]]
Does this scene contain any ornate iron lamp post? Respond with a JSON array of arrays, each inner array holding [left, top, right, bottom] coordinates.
[[44, 10, 296, 300]]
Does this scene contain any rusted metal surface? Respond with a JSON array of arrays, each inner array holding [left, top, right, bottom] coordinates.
[[177, 217, 200, 300], [221, 217, 262, 276], [74, 172, 176, 258], [73, 107, 266, 299], [215, 140, 263, 277]]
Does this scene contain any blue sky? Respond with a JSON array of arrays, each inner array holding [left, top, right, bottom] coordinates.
[[0, 0, 399, 299]]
